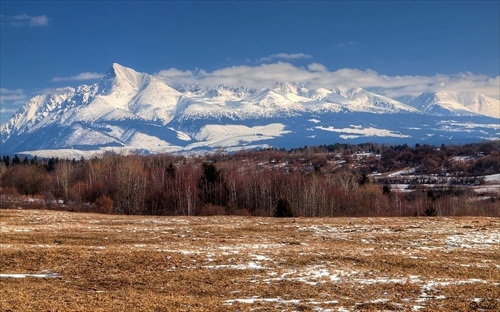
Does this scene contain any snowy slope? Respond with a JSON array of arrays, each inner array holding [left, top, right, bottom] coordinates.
[[456, 92, 499, 119], [403, 92, 499, 118], [339, 87, 419, 113], [68, 63, 183, 124], [1, 63, 499, 157]]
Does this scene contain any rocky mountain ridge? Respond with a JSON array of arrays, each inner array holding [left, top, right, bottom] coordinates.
[[1, 63, 498, 157]]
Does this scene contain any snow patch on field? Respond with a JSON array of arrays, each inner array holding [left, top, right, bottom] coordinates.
[[484, 173, 500, 183], [0, 272, 59, 279], [225, 296, 301, 305], [446, 231, 500, 249]]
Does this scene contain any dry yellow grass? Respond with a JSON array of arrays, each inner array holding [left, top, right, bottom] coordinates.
[[1, 209, 499, 311]]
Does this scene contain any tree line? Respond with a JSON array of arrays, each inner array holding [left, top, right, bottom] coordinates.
[[0, 141, 498, 217]]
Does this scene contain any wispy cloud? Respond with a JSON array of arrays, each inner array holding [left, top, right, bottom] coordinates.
[[156, 62, 500, 99], [51, 72, 104, 82], [5, 13, 49, 27], [258, 53, 312, 63], [334, 41, 357, 48], [0, 88, 26, 105], [0, 88, 27, 124]]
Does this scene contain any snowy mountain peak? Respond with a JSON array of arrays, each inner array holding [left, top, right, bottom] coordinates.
[[109, 63, 137, 77], [273, 82, 311, 96], [274, 82, 299, 94], [102, 63, 149, 92]]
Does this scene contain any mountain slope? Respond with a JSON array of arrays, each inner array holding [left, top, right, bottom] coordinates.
[[457, 92, 500, 118], [403, 92, 499, 118], [1, 63, 499, 157]]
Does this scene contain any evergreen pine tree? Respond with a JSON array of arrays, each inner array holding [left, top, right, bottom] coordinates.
[[12, 155, 20, 165], [199, 162, 228, 207], [2, 155, 10, 167], [274, 198, 294, 218]]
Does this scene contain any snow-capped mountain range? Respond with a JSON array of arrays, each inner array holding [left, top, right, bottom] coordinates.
[[1, 63, 499, 158]]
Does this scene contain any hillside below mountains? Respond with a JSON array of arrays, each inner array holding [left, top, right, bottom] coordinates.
[[1, 63, 499, 157]]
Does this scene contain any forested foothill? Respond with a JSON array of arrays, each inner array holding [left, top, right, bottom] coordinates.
[[1, 141, 499, 217]]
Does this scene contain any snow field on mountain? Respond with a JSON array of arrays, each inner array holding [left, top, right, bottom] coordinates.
[[168, 127, 192, 141], [316, 125, 410, 139], [123, 131, 173, 150], [63, 125, 118, 147], [191, 123, 290, 148]]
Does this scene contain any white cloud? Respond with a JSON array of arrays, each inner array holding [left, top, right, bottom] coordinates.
[[157, 68, 194, 78], [0, 88, 26, 104], [307, 63, 328, 72], [0, 88, 28, 124], [51, 72, 104, 82], [156, 62, 500, 99], [258, 53, 312, 63], [8, 13, 49, 27]]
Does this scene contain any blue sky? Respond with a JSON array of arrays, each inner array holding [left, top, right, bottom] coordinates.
[[1, 1, 499, 122]]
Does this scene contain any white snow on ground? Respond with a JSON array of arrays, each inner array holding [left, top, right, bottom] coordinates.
[[315, 125, 410, 138], [203, 262, 270, 270], [189, 123, 290, 149], [0, 272, 59, 278], [168, 127, 192, 141], [20, 145, 184, 159], [387, 168, 416, 177], [484, 173, 500, 183], [251, 254, 272, 261], [439, 120, 500, 131], [124, 131, 172, 149], [225, 297, 301, 305], [446, 231, 500, 249]]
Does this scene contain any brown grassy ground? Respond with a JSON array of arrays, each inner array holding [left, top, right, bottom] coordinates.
[[1, 209, 499, 311]]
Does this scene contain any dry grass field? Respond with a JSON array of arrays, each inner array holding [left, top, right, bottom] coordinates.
[[1, 209, 499, 311]]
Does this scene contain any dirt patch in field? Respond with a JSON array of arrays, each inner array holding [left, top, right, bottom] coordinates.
[[1, 209, 499, 311]]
